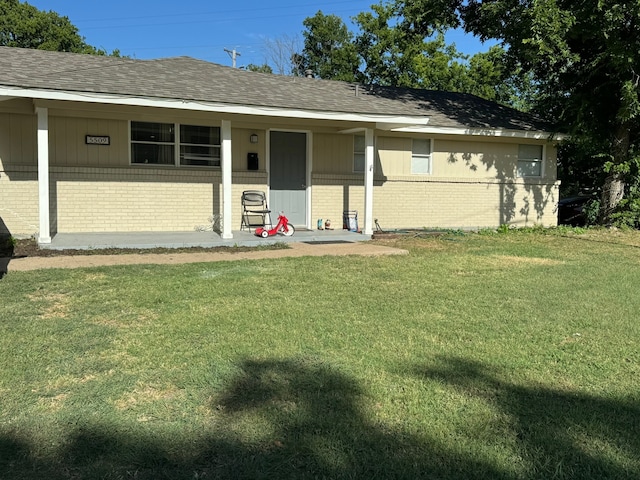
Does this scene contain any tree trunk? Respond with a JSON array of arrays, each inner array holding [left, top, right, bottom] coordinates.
[[599, 123, 631, 225], [599, 172, 625, 224]]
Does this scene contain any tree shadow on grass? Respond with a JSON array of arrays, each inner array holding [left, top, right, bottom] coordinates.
[[411, 356, 640, 479], [2, 356, 637, 479], [198, 357, 514, 479], [1, 357, 515, 480]]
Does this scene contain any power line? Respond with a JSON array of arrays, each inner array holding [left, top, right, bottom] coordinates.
[[77, 6, 364, 32], [71, 1, 363, 24]]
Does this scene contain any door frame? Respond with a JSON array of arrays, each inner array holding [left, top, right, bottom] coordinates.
[[266, 128, 313, 229]]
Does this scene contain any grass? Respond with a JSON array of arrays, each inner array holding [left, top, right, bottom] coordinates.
[[0, 229, 639, 479]]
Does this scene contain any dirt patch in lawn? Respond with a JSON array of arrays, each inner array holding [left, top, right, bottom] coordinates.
[[489, 254, 564, 266], [29, 292, 72, 319], [1, 237, 286, 258]]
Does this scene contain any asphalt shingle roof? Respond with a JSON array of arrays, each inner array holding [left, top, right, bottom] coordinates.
[[0, 46, 550, 132]]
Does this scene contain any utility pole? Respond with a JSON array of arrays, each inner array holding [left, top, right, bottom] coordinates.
[[224, 48, 241, 68]]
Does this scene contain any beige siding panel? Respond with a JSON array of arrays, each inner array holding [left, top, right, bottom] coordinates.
[[0, 98, 34, 115], [232, 127, 265, 171], [376, 136, 557, 182], [434, 139, 558, 181], [17, 113, 37, 166], [50, 117, 129, 167], [313, 133, 353, 174], [435, 139, 517, 179], [377, 136, 412, 176], [544, 145, 558, 179], [48, 118, 267, 171], [0, 113, 9, 170], [0, 112, 37, 168]]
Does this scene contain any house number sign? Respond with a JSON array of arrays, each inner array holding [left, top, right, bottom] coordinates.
[[85, 135, 110, 145]]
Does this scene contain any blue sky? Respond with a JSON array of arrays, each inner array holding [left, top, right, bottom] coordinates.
[[28, 0, 493, 68]]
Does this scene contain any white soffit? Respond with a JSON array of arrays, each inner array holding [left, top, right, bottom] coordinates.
[[340, 121, 435, 134], [0, 86, 429, 126], [391, 124, 566, 140], [376, 120, 430, 131]]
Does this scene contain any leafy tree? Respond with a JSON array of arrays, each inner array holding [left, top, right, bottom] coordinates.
[[465, 46, 535, 110], [246, 63, 273, 74], [0, 0, 116, 55], [391, 0, 640, 224], [353, 3, 476, 90], [353, 2, 532, 105], [356, 5, 458, 89], [353, 2, 412, 86], [297, 11, 359, 81], [298, 4, 522, 106]]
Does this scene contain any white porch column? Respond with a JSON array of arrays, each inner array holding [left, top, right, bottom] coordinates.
[[36, 107, 51, 244], [363, 128, 374, 235], [221, 120, 233, 239]]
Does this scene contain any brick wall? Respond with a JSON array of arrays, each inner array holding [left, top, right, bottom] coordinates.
[[0, 166, 39, 236], [312, 174, 559, 230], [2, 167, 558, 237], [0, 165, 268, 235]]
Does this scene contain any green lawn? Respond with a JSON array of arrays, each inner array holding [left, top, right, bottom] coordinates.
[[1, 229, 639, 479]]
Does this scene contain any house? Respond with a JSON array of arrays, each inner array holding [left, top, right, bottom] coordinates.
[[0, 46, 561, 244]]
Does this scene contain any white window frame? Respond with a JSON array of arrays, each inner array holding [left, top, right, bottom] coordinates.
[[353, 134, 366, 173], [517, 144, 544, 178], [353, 134, 378, 174], [411, 138, 433, 175], [130, 121, 221, 167]]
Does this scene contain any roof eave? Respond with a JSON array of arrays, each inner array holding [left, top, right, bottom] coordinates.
[[0, 86, 429, 128], [392, 124, 567, 141]]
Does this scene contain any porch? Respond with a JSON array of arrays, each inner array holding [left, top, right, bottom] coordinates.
[[42, 228, 371, 251], [32, 109, 379, 245]]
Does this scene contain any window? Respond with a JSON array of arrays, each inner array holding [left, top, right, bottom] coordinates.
[[131, 121, 221, 167], [517, 144, 543, 177], [411, 138, 432, 174], [131, 121, 175, 165], [353, 134, 365, 173], [180, 125, 220, 167]]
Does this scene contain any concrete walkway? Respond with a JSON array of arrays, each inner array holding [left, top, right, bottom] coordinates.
[[5, 241, 408, 272]]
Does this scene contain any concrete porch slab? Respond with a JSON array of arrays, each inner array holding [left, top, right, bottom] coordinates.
[[42, 228, 371, 250]]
